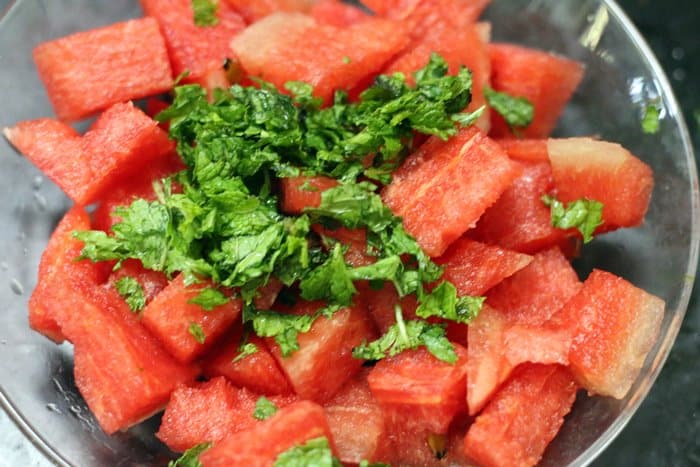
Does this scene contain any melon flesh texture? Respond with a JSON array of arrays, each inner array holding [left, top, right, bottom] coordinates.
[[547, 137, 654, 231], [28, 207, 110, 343], [52, 284, 197, 434], [157, 377, 297, 452], [231, 13, 410, 104], [361, 0, 491, 33], [435, 237, 533, 297], [311, 0, 370, 26], [464, 364, 578, 467], [279, 175, 339, 214], [140, 0, 246, 90], [471, 160, 570, 254], [203, 327, 294, 396], [223, 0, 317, 23], [32, 18, 172, 121], [108, 259, 169, 305], [488, 43, 584, 139], [552, 269, 664, 399], [4, 102, 174, 206], [382, 126, 519, 257], [497, 138, 549, 163], [323, 370, 386, 464], [141, 275, 242, 363], [313, 225, 375, 267], [267, 301, 377, 402], [199, 400, 335, 466], [359, 282, 419, 334]]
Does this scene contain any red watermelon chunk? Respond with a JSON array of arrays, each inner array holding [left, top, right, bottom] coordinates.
[[471, 160, 571, 254], [279, 175, 339, 214], [486, 247, 582, 326], [311, 0, 370, 26], [497, 138, 549, 162], [382, 126, 519, 257], [108, 259, 169, 306], [368, 346, 468, 434], [488, 43, 584, 139], [203, 327, 293, 396], [53, 284, 197, 434], [435, 237, 533, 296], [252, 277, 285, 311], [552, 269, 664, 399], [323, 370, 386, 464], [140, 0, 246, 90], [33, 18, 172, 121], [199, 400, 334, 466], [464, 364, 578, 467], [313, 225, 375, 267], [231, 13, 410, 104], [5, 102, 174, 206], [547, 137, 654, 231], [361, 0, 490, 34], [223, 0, 316, 23], [268, 300, 376, 402], [359, 282, 419, 334], [28, 207, 110, 343], [141, 275, 242, 363]]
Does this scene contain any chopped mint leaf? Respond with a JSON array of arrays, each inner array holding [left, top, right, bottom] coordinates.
[[168, 442, 211, 467], [188, 322, 206, 344], [342, 56, 351, 64], [353, 305, 457, 364], [641, 103, 661, 134], [244, 306, 318, 357], [542, 195, 604, 243], [253, 396, 278, 420], [192, 0, 219, 27], [274, 436, 341, 467], [188, 287, 229, 311], [233, 342, 258, 363], [484, 86, 534, 129], [416, 281, 484, 324], [299, 243, 356, 306], [114, 276, 146, 313]]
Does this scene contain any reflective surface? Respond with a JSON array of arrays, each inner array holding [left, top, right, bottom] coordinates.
[[0, 0, 697, 466]]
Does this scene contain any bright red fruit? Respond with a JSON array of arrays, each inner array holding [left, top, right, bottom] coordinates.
[[32, 18, 172, 121], [497, 138, 549, 163], [108, 259, 170, 305], [223, 0, 316, 23], [279, 175, 339, 214], [311, 0, 369, 26]]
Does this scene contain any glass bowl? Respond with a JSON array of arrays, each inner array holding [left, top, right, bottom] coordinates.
[[0, 0, 697, 465]]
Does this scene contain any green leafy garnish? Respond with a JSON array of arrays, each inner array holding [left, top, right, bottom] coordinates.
[[253, 396, 278, 420], [191, 0, 219, 27], [484, 86, 534, 129], [641, 103, 661, 134], [353, 305, 457, 364], [188, 287, 229, 311], [244, 306, 317, 357], [274, 437, 341, 467], [168, 442, 211, 467], [188, 322, 206, 344], [233, 341, 258, 363], [114, 276, 146, 313], [416, 282, 484, 324], [542, 195, 604, 243]]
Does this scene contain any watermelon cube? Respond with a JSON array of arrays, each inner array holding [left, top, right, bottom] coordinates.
[[359, 282, 419, 334], [497, 138, 549, 163], [108, 259, 170, 306], [553, 269, 664, 399], [382, 126, 518, 257], [547, 137, 654, 231], [362, 0, 491, 34], [435, 237, 533, 297], [203, 327, 294, 396], [29, 207, 110, 343], [311, 0, 370, 27], [140, 0, 246, 90], [488, 43, 584, 138], [5, 102, 174, 206], [323, 370, 386, 464], [141, 275, 242, 363], [231, 13, 410, 104], [223, 0, 316, 23], [33, 18, 172, 121], [199, 400, 334, 466], [53, 284, 197, 434], [267, 300, 377, 402], [252, 277, 285, 311], [313, 225, 375, 267], [471, 160, 570, 254], [464, 364, 578, 467], [279, 175, 339, 215]]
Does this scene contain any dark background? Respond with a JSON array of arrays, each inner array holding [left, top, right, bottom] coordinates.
[[596, 0, 700, 465]]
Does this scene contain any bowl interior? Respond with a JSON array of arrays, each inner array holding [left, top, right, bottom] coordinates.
[[0, 0, 696, 466]]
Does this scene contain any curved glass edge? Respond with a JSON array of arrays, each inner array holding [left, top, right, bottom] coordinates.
[[570, 1, 700, 466]]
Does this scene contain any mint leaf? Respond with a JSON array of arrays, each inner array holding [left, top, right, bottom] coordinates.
[[233, 341, 258, 363], [114, 276, 146, 313], [274, 437, 341, 467], [244, 306, 318, 357], [299, 244, 356, 305], [188, 322, 206, 344], [192, 0, 219, 27], [253, 396, 278, 420], [484, 86, 534, 129], [642, 103, 661, 134], [542, 195, 604, 243], [168, 442, 211, 467], [188, 287, 229, 311], [416, 281, 484, 324]]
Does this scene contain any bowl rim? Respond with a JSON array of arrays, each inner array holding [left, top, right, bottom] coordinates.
[[0, 0, 698, 466]]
